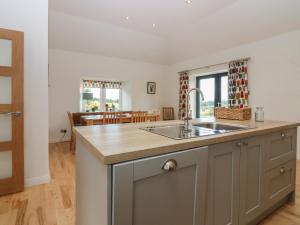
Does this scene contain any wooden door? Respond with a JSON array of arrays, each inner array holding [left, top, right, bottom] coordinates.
[[0, 28, 24, 195], [112, 147, 208, 225], [206, 141, 240, 225], [239, 136, 265, 225]]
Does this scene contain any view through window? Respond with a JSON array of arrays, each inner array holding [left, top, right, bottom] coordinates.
[[82, 87, 101, 112], [81, 81, 121, 112], [105, 89, 120, 111], [196, 72, 228, 118]]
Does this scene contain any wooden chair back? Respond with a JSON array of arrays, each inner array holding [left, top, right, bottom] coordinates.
[[67, 112, 75, 128], [103, 112, 123, 124], [162, 107, 175, 120], [67, 112, 76, 154], [131, 111, 147, 123]]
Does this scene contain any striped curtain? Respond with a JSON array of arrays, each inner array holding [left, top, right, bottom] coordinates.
[[228, 60, 249, 108], [82, 80, 122, 89], [178, 71, 189, 119]]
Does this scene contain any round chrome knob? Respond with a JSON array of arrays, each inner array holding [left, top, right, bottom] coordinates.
[[236, 142, 242, 147], [162, 159, 177, 171], [280, 167, 285, 174], [281, 132, 285, 138]]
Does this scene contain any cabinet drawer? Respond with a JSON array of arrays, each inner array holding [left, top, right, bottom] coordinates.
[[264, 160, 296, 207], [264, 128, 297, 170], [133, 147, 207, 180]]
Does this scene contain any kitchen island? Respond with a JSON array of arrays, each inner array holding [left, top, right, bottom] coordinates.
[[74, 119, 299, 225]]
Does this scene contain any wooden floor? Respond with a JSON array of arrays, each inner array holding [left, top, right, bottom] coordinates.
[[0, 142, 299, 225], [0, 142, 75, 225]]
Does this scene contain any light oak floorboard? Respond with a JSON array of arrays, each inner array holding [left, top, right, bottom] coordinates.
[[0, 142, 299, 225], [0, 142, 74, 225]]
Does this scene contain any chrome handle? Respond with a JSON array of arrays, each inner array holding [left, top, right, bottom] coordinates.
[[0, 111, 22, 117], [162, 159, 177, 172], [280, 167, 285, 174], [236, 142, 242, 147], [281, 132, 286, 138]]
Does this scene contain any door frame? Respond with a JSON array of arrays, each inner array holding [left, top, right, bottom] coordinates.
[[0, 28, 24, 195]]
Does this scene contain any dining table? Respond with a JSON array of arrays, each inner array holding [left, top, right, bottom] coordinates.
[[80, 113, 160, 126]]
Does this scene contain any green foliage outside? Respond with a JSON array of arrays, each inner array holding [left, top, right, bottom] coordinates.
[[106, 99, 119, 111], [200, 100, 228, 117], [82, 87, 120, 111]]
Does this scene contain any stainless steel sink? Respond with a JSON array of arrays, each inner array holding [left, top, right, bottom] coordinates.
[[192, 122, 252, 132], [140, 122, 254, 140]]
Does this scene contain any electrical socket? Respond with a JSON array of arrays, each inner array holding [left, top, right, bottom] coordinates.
[[60, 129, 67, 134]]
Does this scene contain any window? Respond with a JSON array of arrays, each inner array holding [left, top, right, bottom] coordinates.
[[196, 72, 228, 118], [80, 80, 122, 112], [82, 87, 101, 112], [105, 89, 120, 111]]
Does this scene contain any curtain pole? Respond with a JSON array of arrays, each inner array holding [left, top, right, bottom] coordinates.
[[178, 57, 251, 74]]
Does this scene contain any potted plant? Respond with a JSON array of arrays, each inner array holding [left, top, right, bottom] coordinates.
[[90, 102, 99, 112]]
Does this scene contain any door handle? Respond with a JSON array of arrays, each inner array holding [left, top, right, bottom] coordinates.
[[0, 111, 22, 117]]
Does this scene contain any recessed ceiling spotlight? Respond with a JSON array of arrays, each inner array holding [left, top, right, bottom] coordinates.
[[125, 16, 130, 21], [152, 23, 156, 28], [185, 0, 192, 4]]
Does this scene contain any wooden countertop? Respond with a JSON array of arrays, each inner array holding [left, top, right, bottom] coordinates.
[[74, 119, 300, 165]]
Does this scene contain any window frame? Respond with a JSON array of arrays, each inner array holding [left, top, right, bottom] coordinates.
[[196, 72, 228, 118], [80, 80, 122, 112]]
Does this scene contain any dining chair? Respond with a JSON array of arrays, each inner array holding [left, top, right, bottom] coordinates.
[[131, 111, 147, 123], [162, 107, 175, 120], [103, 112, 123, 124], [67, 112, 76, 154]]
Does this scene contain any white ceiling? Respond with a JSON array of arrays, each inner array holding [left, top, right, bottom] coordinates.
[[49, 0, 240, 37], [49, 0, 300, 64]]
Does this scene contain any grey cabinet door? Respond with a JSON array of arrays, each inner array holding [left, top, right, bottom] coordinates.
[[112, 147, 208, 225], [206, 141, 240, 225], [239, 136, 265, 225]]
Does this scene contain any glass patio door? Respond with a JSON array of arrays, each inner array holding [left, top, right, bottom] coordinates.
[[196, 72, 228, 118], [0, 28, 24, 195]]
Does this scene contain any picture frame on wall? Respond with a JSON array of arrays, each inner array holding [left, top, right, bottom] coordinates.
[[147, 82, 156, 94]]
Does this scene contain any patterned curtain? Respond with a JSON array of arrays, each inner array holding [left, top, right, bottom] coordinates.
[[178, 71, 189, 119], [83, 80, 122, 89], [228, 60, 249, 108]]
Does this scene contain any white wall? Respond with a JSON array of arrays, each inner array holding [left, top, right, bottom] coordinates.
[[0, 0, 50, 186], [49, 49, 169, 142], [168, 30, 300, 158]]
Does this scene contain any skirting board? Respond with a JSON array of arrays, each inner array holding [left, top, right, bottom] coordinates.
[[25, 173, 51, 187]]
